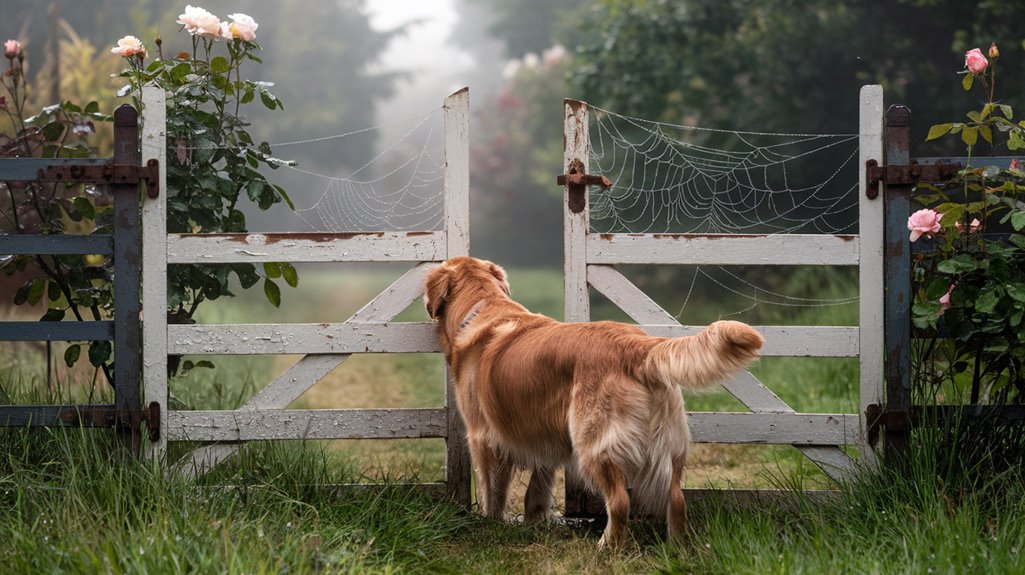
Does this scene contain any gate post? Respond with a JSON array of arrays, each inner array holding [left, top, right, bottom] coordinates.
[[859, 85, 885, 467], [141, 85, 168, 462], [443, 87, 472, 508], [112, 104, 143, 455], [562, 98, 603, 516], [882, 105, 913, 458]]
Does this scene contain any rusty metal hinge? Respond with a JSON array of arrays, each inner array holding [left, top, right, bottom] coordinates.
[[864, 159, 962, 199], [558, 158, 611, 213], [58, 401, 161, 441], [865, 403, 913, 447], [37, 159, 160, 199]]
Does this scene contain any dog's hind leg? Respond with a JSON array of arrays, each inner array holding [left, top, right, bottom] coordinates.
[[524, 465, 556, 523], [581, 458, 630, 549], [469, 436, 513, 519], [667, 455, 689, 542]]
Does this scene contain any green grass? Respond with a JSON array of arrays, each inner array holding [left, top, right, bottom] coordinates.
[[6, 264, 1022, 572]]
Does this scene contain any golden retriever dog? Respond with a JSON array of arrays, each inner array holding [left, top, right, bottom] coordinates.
[[424, 256, 764, 548]]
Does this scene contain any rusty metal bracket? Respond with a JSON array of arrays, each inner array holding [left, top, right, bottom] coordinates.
[[558, 158, 612, 213], [37, 158, 160, 198], [58, 401, 161, 441], [865, 403, 913, 447], [865, 159, 962, 199]]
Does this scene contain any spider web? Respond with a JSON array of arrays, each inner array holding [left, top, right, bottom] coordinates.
[[284, 108, 447, 232], [587, 107, 860, 235]]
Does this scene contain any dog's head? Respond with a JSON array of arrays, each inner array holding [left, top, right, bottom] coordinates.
[[424, 256, 510, 320]]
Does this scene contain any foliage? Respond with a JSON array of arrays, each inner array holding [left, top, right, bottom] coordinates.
[[571, 0, 1025, 150], [117, 20, 297, 323], [0, 40, 116, 380], [912, 45, 1025, 406]]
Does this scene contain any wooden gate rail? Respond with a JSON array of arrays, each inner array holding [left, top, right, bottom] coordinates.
[[142, 86, 472, 507], [0, 104, 151, 451], [560, 87, 887, 515]]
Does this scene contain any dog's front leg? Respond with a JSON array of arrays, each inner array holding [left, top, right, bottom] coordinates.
[[524, 466, 556, 523], [469, 436, 512, 519]]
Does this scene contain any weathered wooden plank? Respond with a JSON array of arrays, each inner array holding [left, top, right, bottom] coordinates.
[[688, 412, 859, 445], [858, 85, 885, 466], [0, 157, 112, 181], [588, 233, 860, 266], [0, 321, 113, 341], [564, 99, 590, 323], [444, 87, 470, 259], [166, 231, 445, 264], [167, 322, 439, 355], [643, 325, 858, 357], [0, 404, 114, 427], [587, 264, 677, 324], [0, 234, 113, 255], [142, 85, 168, 462], [443, 88, 472, 509], [166, 408, 448, 441]]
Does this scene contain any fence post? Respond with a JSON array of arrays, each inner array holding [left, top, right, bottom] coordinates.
[[141, 85, 168, 463], [562, 98, 603, 516], [443, 87, 472, 509], [859, 85, 885, 467], [882, 105, 913, 458], [112, 104, 143, 456]]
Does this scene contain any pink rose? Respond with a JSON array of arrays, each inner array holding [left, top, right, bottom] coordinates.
[[907, 208, 943, 242], [222, 13, 258, 42], [111, 35, 147, 58], [939, 284, 955, 311], [4, 39, 20, 59], [177, 5, 222, 38], [965, 48, 988, 76], [954, 218, 982, 234], [1011, 159, 1020, 171]]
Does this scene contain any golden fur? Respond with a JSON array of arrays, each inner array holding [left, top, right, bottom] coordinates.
[[425, 256, 764, 548]]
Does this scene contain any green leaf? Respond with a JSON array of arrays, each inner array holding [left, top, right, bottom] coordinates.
[[1007, 284, 1025, 303], [1012, 211, 1025, 232], [979, 125, 993, 145], [84, 101, 100, 114], [263, 262, 282, 278], [40, 308, 65, 321], [64, 344, 81, 368], [961, 126, 979, 147], [1000, 104, 1013, 119], [27, 279, 46, 306], [976, 289, 1001, 313], [42, 121, 64, 141], [936, 254, 977, 274], [967, 110, 982, 123], [963, 73, 974, 91], [73, 196, 95, 220], [1010, 234, 1025, 250], [194, 360, 215, 369], [280, 262, 299, 287], [210, 56, 230, 73], [926, 123, 953, 141], [88, 340, 112, 367], [273, 184, 295, 210], [13, 281, 32, 305], [259, 89, 279, 110], [263, 278, 281, 307]]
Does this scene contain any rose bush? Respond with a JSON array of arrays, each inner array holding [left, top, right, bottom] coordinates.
[[912, 43, 1025, 404], [113, 6, 297, 375]]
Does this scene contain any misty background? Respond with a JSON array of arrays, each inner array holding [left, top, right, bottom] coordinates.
[[2, 0, 1023, 268]]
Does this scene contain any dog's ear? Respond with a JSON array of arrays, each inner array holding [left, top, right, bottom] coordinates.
[[487, 262, 511, 296], [424, 265, 451, 319]]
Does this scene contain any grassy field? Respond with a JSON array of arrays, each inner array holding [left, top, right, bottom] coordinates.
[[2, 264, 1022, 572]]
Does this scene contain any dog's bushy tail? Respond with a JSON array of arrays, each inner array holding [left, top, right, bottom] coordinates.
[[639, 320, 764, 391]]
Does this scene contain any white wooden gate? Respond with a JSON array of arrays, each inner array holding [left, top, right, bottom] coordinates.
[[140, 86, 472, 505], [561, 86, 885, 504]]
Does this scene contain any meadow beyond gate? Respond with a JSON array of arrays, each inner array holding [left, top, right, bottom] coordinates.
[[142, 86, 472, 505], [559, 86, 888, 513]]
